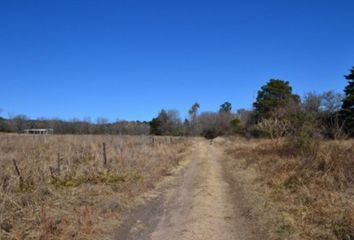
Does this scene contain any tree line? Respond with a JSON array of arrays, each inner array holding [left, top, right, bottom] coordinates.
[[0, 117, 149, 135], [1, 67, 353, 138], [150, 67, 354, 139]]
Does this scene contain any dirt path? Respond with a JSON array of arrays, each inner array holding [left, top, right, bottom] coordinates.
[[114, 140, 256, 240]]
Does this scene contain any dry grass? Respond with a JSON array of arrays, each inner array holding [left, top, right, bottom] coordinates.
[[223, 137, 354, 240], [0, 134, 190, 239]]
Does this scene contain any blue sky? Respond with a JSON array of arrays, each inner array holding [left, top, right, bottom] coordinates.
[[1, 0, 353, 121]]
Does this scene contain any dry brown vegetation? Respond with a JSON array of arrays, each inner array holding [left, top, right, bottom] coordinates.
[[0, 134, 190, 239], [223, 137, 354, 240]]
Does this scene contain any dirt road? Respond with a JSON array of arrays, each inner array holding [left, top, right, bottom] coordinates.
[[114, 139, 257, 240]]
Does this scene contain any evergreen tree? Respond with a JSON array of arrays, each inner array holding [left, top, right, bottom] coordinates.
[[253, 79, 300, 120], [149, 109, 183, 136], [341, 67, 354, 136]]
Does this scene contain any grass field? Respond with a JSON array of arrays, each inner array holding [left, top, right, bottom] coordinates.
[[223, 137, 354, 240], [0, 134, 190, 240], [1, 134, 353, 240]]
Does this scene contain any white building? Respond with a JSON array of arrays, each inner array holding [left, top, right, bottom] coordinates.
[[23, 128, 54, 134]]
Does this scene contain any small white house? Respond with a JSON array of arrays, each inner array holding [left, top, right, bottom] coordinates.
[[24, 128, 54, 134]]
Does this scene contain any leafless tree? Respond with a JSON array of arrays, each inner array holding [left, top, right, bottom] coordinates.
[[302, 91, 345, 139], [303, 92, 321, 114], [8, 115, 28, 132], [198, 111, 234, 138]]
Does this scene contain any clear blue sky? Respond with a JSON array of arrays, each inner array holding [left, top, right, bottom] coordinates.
[[1, 0, 353, 122]]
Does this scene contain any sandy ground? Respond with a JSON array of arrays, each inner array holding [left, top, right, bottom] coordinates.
[[114, 139, 257, 240]]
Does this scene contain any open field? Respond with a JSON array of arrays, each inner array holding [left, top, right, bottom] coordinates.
[[223, 137, 354, 240], [1, 134, 353, 240], [0, 134, 190, 239], [1, 1, 353, 239]]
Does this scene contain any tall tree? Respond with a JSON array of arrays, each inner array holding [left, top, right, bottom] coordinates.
[[253, 79, 300, 120], [341, 67, 354, 136], [219, 102, 232, 113], [188, 102, 200, 118], [187, 102, 200, 136]]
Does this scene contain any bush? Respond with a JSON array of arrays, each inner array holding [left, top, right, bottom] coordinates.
[[202, 129, 219, 139], [245, 125, 263, 138], [256, 118, 291, 138], [286, 115, 321, 161]]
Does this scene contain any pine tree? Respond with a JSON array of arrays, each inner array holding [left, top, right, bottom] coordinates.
[[341, 67, 354, 135], [253, 79, 300, 120]]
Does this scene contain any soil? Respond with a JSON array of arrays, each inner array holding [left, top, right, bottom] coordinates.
[[113, 139, 260, 240]]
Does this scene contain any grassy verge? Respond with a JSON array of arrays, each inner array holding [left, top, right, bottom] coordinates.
[[223, 137, 354, 240]]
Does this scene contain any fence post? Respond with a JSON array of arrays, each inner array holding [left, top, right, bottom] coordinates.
[[57, 153, 61, 175], [102, 142, 107, 167], [12, 159, 24, 189]]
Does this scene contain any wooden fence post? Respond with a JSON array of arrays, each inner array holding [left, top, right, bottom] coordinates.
[[12, 159, 24, 189], [102, 142, 107, 167], [57, 153, 61, 175]]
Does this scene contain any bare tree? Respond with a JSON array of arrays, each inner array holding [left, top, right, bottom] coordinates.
[[320, 91, 343, 113], [9, 115, 28, 132], [303, 91, 343, 114], [303, 92, 321, 114], [198, 111, 233, 139], [302, 91, 344, 139]]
